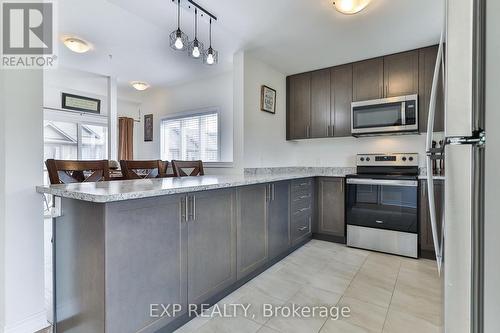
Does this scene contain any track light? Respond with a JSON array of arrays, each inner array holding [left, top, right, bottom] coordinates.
[[203, 18, 218, 65], [188, 8, 204, 59], [169, 0, 188, 51], [169, 0, 218, 65]]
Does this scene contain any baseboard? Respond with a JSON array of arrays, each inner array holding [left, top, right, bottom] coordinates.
[[312, 233, 346, 244], [420, 250, 437, 260], [3, 311, 48, 333]]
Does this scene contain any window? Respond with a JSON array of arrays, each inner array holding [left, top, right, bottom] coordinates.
[[161, 111, 219, 162], [43, 110, 109, 185], [43, 121, 108, 161]]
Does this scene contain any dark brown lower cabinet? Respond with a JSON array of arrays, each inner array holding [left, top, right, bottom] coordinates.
[[315, 177, 346, 243], [268, 181, 291, 259], [236, 185, 268, 279], [419, 179, 444, 259], [290, 179, 314, 245]]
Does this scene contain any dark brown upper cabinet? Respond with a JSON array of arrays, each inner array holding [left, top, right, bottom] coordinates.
[[352, 58, 384, 102], [310, 69, 331, 138], [331, 64, 353, 137], [419, 45, 445, 132], [286, 45, 443, 140], [384, 50, 419, 97], [287, 73, 311, 140]]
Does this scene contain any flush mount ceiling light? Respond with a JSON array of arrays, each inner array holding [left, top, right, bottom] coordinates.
[[169, 0, 188, 51], [63, 37, 91, 53], [203, 18, 218, 65], [333, 0, 371, 14], [188, 8, 204, 59], [131, 81, 150, 91]]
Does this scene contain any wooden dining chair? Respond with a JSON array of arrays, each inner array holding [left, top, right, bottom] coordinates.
[[119, 160, 166, 179], [45, 159, 110, 184], [171, 160, 205, 177], [160, 160, 176, 178]]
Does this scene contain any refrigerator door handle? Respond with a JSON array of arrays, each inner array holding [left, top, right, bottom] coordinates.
[[446, 130, 486, 147], [426, 11, 446, 275]]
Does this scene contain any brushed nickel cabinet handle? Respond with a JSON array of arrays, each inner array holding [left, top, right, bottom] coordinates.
[[192, 196, 196, 221], [180, 197, 186, 222], [298, 226, 308, 231], [271, 184, 275, 201], [184, 196, 189, 222]]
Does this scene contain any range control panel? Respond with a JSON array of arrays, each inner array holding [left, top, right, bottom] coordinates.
[[356, 153, 419, 167]]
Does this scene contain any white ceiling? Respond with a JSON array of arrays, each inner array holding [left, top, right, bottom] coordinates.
[[56, 0, 443, 89]]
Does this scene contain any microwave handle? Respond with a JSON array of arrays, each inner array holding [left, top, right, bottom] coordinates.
[[401, 101, 406, 125]]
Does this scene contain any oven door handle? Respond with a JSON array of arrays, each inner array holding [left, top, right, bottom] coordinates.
[[346, 178, 418, 187]]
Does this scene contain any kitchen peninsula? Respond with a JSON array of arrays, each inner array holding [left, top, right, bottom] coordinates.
[[37, 171, 350, 333]]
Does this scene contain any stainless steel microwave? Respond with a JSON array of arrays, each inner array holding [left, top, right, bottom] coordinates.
[[351, 94, 418, 136]]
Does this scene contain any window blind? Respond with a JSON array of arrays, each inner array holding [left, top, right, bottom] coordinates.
[[161, 112, 219, 162]]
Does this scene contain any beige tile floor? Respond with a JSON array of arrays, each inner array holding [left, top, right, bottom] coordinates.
[[175, 240, 444, 333]]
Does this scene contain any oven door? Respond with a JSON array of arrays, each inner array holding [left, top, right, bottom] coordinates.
[[346, 178, 418, 233]]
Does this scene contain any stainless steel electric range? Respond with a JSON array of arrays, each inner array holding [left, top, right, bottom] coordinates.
[[346, 153, 419, 258]]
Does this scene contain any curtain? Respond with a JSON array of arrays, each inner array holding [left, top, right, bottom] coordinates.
[[118, 117, 134, 160]]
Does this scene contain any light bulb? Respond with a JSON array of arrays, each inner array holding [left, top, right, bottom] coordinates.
[[192, 46, 200, 58], [175, 37, 184, 50], [338, 0, 354, 12], [206, 53, 214, 65], [334, 0, 370, 14]]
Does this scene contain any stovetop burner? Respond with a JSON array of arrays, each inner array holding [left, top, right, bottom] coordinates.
[[349, 153, 419, 179]]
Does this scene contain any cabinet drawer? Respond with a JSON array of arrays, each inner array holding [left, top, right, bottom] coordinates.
[[292, 215, 311, 243], [291, 179, 313, 193], [291, 190, 312, 206], [291, 200, 312, 216]]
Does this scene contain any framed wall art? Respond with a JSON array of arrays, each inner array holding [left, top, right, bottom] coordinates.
[[260, 85, 276, 114], [144, 114, 154, 142]]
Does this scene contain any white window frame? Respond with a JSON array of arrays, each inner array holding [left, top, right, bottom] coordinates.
[[43, 108, 110, 160], [160, 107, 222, 163]]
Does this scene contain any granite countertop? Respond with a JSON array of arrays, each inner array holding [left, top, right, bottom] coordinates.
[[36, 166, 445, 203], [36, 172, 344, 203]]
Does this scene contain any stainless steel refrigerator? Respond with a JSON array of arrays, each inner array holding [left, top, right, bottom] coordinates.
[[427, 0, 498, 332]]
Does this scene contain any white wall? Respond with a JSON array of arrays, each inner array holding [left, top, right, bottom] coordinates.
[[0, 70, 46, 333], [242, 54, 430, 169], [232, 51, 245, 174], [0, 67, 6, 333], [118, 71, 235, 166], [43, 67, 108, 115]]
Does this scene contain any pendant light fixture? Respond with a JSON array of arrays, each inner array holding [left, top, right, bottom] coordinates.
[[169, 0, 188, 51], [188, 8, 204, 59], [203, 18, 218, 65]]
